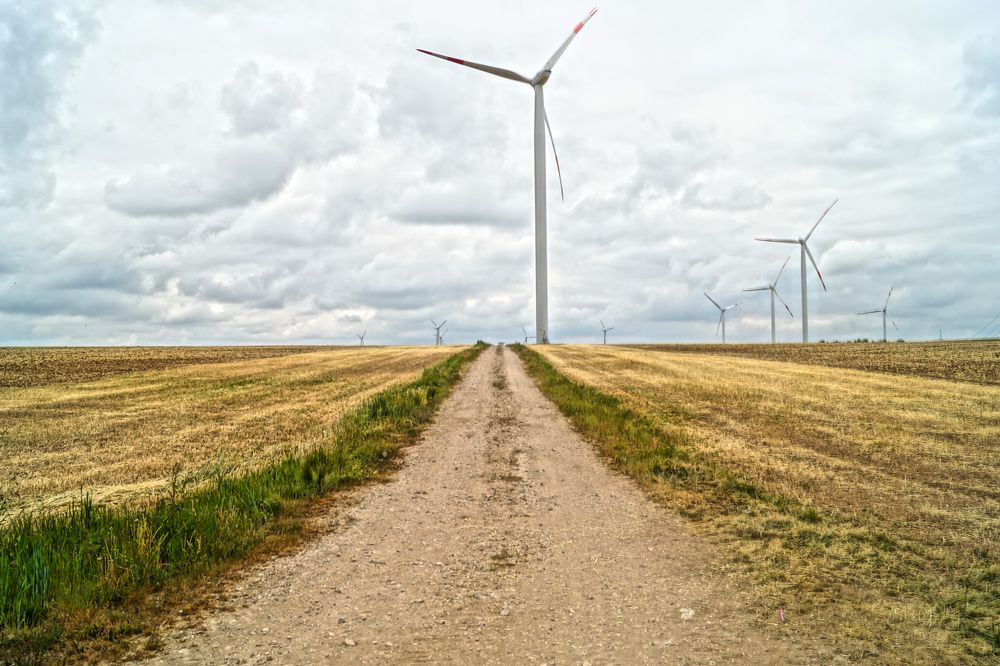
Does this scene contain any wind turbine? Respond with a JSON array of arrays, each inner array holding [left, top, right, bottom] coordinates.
[[754, 199, 837, 342], [357, 331, 367, 347], [418, 8, 599, 345], [858, 287, 897, 343], [704, 293, 739, 344], [743, 257, 794, 344], [600, 320, 614, 345], [521, 326, 536, 345], [431, 319, 447, 346]]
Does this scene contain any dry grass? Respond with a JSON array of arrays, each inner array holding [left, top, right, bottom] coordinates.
[[630, 339, 1000, 385], [0, 346, 327, 388], [0, 346, 458, 516], [535, 344, 999, 662]]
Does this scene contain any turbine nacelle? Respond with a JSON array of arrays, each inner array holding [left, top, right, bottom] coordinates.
[[532, 70, 552, 86]]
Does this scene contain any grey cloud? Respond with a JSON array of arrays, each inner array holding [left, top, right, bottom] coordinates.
[[104, 64, 367, 218], [963, 34, 1000, 114], [104, 143, 295, 217], [220, 62, 304, 136], [0, 1, 97, 208], [680, 179, 772, 212]]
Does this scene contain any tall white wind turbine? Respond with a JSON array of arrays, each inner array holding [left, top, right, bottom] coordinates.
[[704, 293, 739, 344], [521, 326, 536, 345], [754, 199, 837, 342], [431, 319, 447, 346], [600, 319, 614, 345], [743, 257, 794, 344], [858, 286, 898, 343], [418, 8, 599, 344], [357, 331, 367, 347]]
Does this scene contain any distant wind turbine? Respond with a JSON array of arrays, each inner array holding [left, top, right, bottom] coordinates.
[[743, 256, 794, 344], [755, 199, 837, 342], [704, 293, 739, 344], [418, 8, 599, 344], [357, 331, 367, 347], [600, 320, 614, 345], [431, 319, 447, 346], [858, 287, 897, 342], [521, 326, 536, 345]]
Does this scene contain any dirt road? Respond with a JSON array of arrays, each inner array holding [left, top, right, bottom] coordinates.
[[146, 346, 811, 664]]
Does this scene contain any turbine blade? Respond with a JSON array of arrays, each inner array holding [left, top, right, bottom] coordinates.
[[891, 320, 899, 331], [704, 292, 722, 310], [416, 49, 531, 84], [441, 320, 447, 327], [725, 303, 740, 311], [607, 327, 614, 332], [805, 198, 838, 241], [802, 242, 827, 291], [858, 309, 881, 315], [542, 7, 598, 72], [716, 313, 723, 336], [774, 288, 794, 317], [774, 256, 791, 285], [544, 111, 565, 202], [600, 320, 605, 329], [743, 286, 770, 292], [884, 287, 893, 310], [754, 237, 799, 244]]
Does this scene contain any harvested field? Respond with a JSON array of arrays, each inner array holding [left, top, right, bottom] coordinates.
[[0, 346, 329, 389], [629, 339, 1000, 385], [534, 344, 1000, 661], [0, 346, 457, 515]]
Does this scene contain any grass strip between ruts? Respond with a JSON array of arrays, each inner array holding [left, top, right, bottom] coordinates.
[[510, 343, 998, 663], [0, 342, 487, 663]]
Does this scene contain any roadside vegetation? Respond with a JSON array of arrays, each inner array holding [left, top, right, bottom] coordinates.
[[0, 343, 486, 663], [512, 343, 998, 663]]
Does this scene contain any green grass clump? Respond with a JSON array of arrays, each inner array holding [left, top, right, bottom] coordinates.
[[0, 342, 486, 661]]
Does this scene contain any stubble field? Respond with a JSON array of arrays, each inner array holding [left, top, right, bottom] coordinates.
[[534, 341, 999, 661], [0, 346, 457, 516]]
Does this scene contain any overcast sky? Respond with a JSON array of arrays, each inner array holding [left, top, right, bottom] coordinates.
[[2, 1, 999, 345]]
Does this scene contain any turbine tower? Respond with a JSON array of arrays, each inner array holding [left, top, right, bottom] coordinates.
[[858, 287, 897, 343], [418, 8, 599, 344], [357, 331, 367, 347], [600, 319, 614, 345], [704, 293, 739, 344], [521, 326, 536, 345], [743, 257, 794, 344], [431, 319, 447, 346], [754, 199, 837, 342]]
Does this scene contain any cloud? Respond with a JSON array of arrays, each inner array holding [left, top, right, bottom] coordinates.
[[3, 2, 1000, 345], [104, 64, 368, 218], [0, 1, 97, 208], [963, 34, 1000, 115], [220, 62, 304, 136], [104, 143, 296, 217]]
